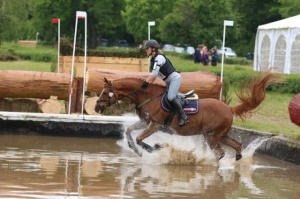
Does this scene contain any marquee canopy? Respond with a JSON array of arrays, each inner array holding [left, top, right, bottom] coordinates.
[[254, 15, 300, 74]]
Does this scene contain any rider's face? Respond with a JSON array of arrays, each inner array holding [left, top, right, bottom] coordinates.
[[145, 47, 152, 56]]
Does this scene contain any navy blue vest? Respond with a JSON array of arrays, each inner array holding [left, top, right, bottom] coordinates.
[[150, 53, 176, 80]]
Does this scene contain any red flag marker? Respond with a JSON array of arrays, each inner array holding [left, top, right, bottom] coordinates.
[[52, 18, 59, 23], [77, 11, 86, 19]]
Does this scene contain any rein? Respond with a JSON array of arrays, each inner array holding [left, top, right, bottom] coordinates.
[[100, 81, 144, 108], [99, 80, 165, 110], [136, 92, 165, 110]]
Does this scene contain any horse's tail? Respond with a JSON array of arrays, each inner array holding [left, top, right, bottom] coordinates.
[[231, 72, 285, 121]]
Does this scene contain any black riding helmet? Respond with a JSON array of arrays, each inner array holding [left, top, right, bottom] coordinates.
[[144, 39, 160, 49]]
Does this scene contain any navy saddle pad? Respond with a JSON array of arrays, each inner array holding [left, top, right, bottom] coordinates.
[[161, 93, 199, 114]]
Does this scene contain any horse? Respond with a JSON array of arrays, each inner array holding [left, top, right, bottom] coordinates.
[[94, 72, 284, 161]]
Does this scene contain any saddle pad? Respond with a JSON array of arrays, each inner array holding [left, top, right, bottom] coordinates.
[[161, 93, 199, 115]]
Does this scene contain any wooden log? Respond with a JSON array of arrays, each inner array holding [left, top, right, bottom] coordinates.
[[75, 77, 84, 113], [38, 96, 62, 114], [0, 98, 12, 111], [84, 96, 101, 115], [18, 40, 37, 47], [86, 69, 221, 99], [0, 70, 72, 100], [289, 93, 300, 126], [11, 98, 39, 112]]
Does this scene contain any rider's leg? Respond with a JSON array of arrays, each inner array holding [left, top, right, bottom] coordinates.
[[167, 79, 188, 126], [169, 97, 189, 126]]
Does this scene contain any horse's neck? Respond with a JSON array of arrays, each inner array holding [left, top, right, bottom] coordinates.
[[115, 79, 164, 105]]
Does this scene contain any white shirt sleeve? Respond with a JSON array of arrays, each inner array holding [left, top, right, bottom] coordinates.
[[151, 55, 166, 78]]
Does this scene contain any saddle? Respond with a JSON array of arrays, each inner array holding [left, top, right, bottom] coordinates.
[[161, 90, 199, 127]]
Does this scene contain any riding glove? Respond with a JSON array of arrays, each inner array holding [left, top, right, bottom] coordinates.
[[141, 80, 148, 88]]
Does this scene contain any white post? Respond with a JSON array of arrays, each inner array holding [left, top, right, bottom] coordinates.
[[68, 13, 79, 114], [57, 19, 60, 73], [148, 21, 155, 40], [81, 13, 87, 115], [36, 32, 39, 47], [219, 20, 234, 101]]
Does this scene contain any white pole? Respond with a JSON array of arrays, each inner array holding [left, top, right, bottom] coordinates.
[[36, 32, 39, 47], [81, 14, 87, 115], [219, 20, 234, 101], [57, 19, 60, 73], [148, 21, 155, 40], [68, 16, 78, 114], [219, 25, 226, 101], [148, 24, 150, 40]]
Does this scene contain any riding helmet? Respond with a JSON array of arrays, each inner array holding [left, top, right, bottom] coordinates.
[[144, 39, 160, 49]]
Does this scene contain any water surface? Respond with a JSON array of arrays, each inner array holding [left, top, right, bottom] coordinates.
[[0, 132, 299, 199]]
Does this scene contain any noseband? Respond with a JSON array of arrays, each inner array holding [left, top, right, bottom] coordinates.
[[96, 83, 118, 108]]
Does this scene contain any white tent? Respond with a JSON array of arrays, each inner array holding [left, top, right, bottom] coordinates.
[[254, 15, 300, 74]]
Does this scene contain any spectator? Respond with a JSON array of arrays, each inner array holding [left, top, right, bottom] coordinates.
[[211, 47, 218, 66], [194, 44, 203, 63], [201, 46, 210, 66]]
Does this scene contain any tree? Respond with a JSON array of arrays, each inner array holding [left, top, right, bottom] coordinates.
[[277, 0, 300, 18], [231, 0, 281, 54], [159, 0, 236, 48], [0, 0, 34, 45], [31, 0, 126, 48], [122, 0, 176, 43]]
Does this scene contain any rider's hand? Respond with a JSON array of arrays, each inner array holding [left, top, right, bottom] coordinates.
[[141, 80, 148, 88]]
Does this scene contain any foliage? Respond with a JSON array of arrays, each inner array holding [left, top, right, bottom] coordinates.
[[0, 42, 56, 62], [122, 0, 175, 43], [1, 0, 295, 57], [0, 0, 34, 44], [277, 0, 300, 18], [159, 0, 237, 48]]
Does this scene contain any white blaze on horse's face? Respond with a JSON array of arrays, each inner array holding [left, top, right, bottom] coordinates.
[[109, 92, 114, 97]]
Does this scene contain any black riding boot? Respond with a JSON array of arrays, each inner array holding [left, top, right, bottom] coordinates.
[[170, 98, 189, 126]]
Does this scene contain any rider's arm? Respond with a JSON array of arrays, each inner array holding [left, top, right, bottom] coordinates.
[[146, 75, 156, 83], [145, 55, 165, 83]]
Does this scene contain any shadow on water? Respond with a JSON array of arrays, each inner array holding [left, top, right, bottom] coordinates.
[[0, 115, 299, 198]]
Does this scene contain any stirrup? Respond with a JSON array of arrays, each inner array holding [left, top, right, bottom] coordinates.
[[178, 117, 188, 126]]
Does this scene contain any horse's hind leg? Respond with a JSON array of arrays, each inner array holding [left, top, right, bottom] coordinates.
[[221, 135, 242, 161], [205, 132, 225, 160]]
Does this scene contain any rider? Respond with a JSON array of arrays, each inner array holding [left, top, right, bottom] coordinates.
[[141, 39, 188, 127]]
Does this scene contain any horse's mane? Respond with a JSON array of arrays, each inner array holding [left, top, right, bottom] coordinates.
[[116, 77, 166, 89]]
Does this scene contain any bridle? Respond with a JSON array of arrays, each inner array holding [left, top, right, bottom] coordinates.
[[96, 80, 143, 108]]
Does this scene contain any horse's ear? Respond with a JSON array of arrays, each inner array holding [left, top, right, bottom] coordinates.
[[103, 77, 109, 84]]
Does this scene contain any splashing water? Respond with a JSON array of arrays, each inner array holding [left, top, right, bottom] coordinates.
[[118, 115, 271, 168]]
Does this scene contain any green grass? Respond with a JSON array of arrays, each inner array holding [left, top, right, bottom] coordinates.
[[0, 60, 52, 72], [1, 41, 56, 55]]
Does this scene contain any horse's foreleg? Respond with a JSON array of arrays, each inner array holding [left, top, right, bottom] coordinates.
[[125, 120, 148, 156], [220, 135, 242, 161], [136, 122, 161, 153]]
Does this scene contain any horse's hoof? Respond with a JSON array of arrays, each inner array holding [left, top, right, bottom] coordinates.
[[141, 142, 154, 153], [236, 154, 242, 161], [219, 154, 225, 160], [154, 144, 162, 150]]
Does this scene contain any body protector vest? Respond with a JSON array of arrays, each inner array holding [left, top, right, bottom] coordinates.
[[150, 53, 176, 80]]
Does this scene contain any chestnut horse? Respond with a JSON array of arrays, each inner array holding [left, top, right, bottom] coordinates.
[[94, 72, 283, 161]]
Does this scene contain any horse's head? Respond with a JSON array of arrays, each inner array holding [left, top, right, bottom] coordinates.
[[94, 77, 118, 114]]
